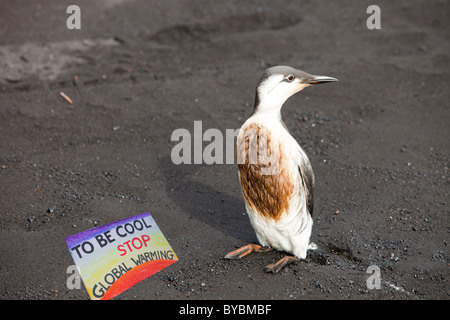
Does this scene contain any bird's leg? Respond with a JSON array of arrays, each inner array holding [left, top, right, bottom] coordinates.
[[224, 244, 272, 260], [265, 255, 298, 273]]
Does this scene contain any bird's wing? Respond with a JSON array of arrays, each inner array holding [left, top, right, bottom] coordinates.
[[282, 119, 314, 217], [298, 163, 314, 217]]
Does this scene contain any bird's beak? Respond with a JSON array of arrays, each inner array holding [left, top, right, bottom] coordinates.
[[306, 75, 339, 85]]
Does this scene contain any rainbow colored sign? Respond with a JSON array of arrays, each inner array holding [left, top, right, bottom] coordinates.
[[66, 212, 178, 300]]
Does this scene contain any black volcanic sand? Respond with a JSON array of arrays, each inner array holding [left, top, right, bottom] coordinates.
[[0, 0, 448, 300]]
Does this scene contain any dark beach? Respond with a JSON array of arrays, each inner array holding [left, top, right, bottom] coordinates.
[[0, 0, 448, 300]]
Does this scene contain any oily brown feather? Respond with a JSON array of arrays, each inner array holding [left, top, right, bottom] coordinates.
[[237, 124, 294, 221]]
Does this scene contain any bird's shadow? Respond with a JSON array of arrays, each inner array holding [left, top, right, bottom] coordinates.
[[156, 156, 255, 244]]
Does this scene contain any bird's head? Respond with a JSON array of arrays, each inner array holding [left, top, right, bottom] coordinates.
[[253, 66, 338, 115]]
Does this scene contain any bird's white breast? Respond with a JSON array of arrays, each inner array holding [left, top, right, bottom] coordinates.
[[238, 113, 314, 259]]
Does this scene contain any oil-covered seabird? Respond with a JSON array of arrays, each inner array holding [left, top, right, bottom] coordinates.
[[224, 66, 338, 273]]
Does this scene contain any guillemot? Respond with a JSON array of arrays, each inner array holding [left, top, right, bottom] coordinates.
[[225, 66, 338, 273]]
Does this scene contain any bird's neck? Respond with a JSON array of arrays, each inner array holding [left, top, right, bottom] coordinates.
[[252, 97, 284, 119], [251, 103, 285, 128], [252, 90, 288, 117]]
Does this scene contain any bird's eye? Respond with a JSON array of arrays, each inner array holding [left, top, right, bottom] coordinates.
[[286, 74, 295, 82]]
